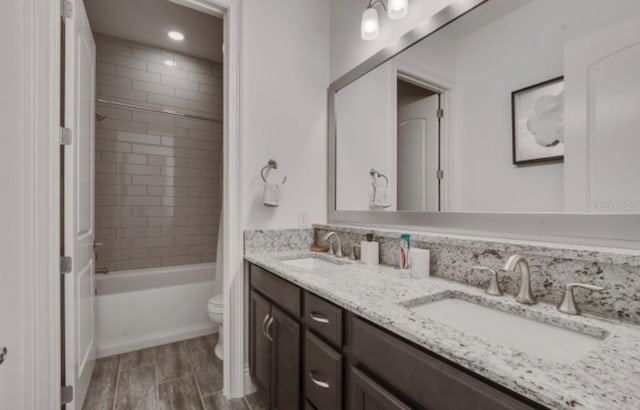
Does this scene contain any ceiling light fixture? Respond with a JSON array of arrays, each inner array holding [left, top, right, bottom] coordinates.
[[167, 30, 185, 41], [361, 0, 409, 41]]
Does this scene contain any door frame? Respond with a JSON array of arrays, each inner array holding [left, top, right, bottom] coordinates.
[[170, 0, 244, 398], [21, 0, 64, 408], [392, 62, 456, 211], [24, 0, 245, 406]]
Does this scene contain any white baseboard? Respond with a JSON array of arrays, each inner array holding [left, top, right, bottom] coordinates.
[[244, 364, 257, 395], [97, 324, 217, 358]]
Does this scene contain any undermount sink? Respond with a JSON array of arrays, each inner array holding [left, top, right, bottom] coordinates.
[[406, 295, 606, 364], [281, 256, 345, 270]]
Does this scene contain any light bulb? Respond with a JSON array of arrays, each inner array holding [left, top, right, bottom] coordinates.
[[361, 7, 379, 41], [167, 30, 185, 41], [388, 0, 408, 20]]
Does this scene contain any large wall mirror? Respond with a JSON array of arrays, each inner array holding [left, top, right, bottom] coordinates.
[[331, 0, 640, 222]]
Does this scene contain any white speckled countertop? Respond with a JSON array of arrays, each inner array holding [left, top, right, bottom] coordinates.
[[245, 251, 640, 410]]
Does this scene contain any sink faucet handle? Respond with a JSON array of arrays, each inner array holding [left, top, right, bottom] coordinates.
[[350, 243, 361, 260], [472, 266, 503, 296], [558, 283, 605, 316]]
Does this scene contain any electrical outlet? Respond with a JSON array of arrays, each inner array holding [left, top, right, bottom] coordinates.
[[297, 210, 310, 228]]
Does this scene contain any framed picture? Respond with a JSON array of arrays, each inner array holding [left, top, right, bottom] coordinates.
[[511, 76, 564, 165]]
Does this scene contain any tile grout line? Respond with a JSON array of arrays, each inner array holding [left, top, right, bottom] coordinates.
[[112, 356, 122, 410], [153, 348, 160, 410]]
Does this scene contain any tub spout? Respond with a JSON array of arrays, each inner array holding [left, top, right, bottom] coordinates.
[[96, 267, 110, 275]]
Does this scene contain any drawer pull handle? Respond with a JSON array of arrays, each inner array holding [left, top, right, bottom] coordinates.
[[265, 317, 274, 342], [309, 371, 330, 389], [310, 312, 330, 324], [261, 314, 270, 340]]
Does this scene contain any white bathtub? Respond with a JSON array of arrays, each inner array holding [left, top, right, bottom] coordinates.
[[95, 263, 216, 358]]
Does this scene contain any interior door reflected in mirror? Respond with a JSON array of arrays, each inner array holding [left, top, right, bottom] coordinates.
[[334, 0, 640, 214]]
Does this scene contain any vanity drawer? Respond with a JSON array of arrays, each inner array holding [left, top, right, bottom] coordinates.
[[350, 316, 536, 410], [305, 331, 343, 410], [250, 264, 301, 318], [304, 291, 343, 347]]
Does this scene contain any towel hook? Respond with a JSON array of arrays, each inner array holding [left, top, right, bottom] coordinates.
[[369, 168, 389, 187], [261, 159, 287, 184]]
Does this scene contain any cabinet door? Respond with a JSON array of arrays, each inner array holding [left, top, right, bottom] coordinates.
[[271, 305, 301, 410], [250, 290, 272, 392], [350, 367, 411, 410]]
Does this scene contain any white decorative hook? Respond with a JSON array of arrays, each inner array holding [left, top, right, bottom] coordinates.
[[261, 159, 287, 184], [369, 168, 389, 187]]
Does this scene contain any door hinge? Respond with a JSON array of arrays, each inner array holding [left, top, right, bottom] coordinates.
[[61, 385, 73, 405], [437, 108, 444, 119], [60, 256, 72, 275], [59, 127, 72, 145], [61, 0, 73, 18], [436, 169, 444, 180]]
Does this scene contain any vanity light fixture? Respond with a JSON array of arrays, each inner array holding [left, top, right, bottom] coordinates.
[[388, 0, 408, 19], [167, 30, 185, 41], [361, 0, 409, 41]]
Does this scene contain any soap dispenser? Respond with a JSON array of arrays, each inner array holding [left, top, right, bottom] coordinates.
[[360, 233, 379, 265]]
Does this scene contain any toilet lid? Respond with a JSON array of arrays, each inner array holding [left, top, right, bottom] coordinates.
[[208, 294, 223, 306]]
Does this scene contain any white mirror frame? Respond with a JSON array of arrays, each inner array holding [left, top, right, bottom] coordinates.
[[327, 0, 640, 249]]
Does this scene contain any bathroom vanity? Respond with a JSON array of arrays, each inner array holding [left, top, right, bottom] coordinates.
[[244, 240, 640, 410], [248, 263, 540, 409]]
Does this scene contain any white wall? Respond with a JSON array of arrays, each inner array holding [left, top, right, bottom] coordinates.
[[241, 0, 330, 229], [0, 0, 26, 408], [452, 0, 640, 212], [335, 62, 395, 211], [330, 0, 454, 81]]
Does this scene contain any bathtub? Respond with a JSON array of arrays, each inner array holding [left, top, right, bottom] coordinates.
[[95, 263, 217, 358]]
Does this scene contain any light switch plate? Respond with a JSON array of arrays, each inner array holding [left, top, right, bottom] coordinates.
[[297, 210, 310, 228]]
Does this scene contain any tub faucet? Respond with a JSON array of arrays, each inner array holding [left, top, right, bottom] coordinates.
[[323, 232, 343, 258], [502, 254, 537, 305]]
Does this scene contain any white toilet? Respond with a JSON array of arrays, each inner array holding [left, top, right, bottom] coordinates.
[[207, 294, 224, 360]]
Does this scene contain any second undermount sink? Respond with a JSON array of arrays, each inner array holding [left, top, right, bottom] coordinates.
[[281, 256, 346, 270], [406, 294, 607, 364]]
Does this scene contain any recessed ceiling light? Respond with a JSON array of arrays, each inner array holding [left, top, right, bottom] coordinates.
[[164, 60, 177, 67], [167, 30, 185, 41]]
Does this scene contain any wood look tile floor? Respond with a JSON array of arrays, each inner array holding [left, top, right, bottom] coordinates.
[[83, 335, 267, 410]]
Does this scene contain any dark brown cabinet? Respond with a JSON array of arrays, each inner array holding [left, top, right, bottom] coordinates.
[[271, 306, 300, 409], [250, 290, 272, 392], [249, 289, 300, 410], [350, 367, 411, 410], [248, 263, 545, 410]]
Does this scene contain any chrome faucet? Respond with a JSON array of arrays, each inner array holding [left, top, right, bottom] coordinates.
[[323, 232, 343, 258], [502, 255, 537, 305]]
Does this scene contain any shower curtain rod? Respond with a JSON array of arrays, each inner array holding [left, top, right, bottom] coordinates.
[[96, 98, 219, 122]]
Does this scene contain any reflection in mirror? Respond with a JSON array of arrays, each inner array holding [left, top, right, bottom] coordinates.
[[335, 0, 640, 214]]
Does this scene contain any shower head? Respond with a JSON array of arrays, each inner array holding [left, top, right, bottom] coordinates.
[[95, 112, 107, 122]]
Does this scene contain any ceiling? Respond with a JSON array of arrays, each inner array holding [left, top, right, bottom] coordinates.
[[84, 0, 223, 62]]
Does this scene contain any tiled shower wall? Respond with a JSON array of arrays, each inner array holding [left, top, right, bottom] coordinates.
[[94, 33, 223, 272]]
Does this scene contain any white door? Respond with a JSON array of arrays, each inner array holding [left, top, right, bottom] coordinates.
[[564, 13, 640, 213], [64, 0, 96, 407], [397, 93, 440, 211]]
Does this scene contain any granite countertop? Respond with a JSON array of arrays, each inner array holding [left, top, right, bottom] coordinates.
[[245, 251, 640, 410]]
